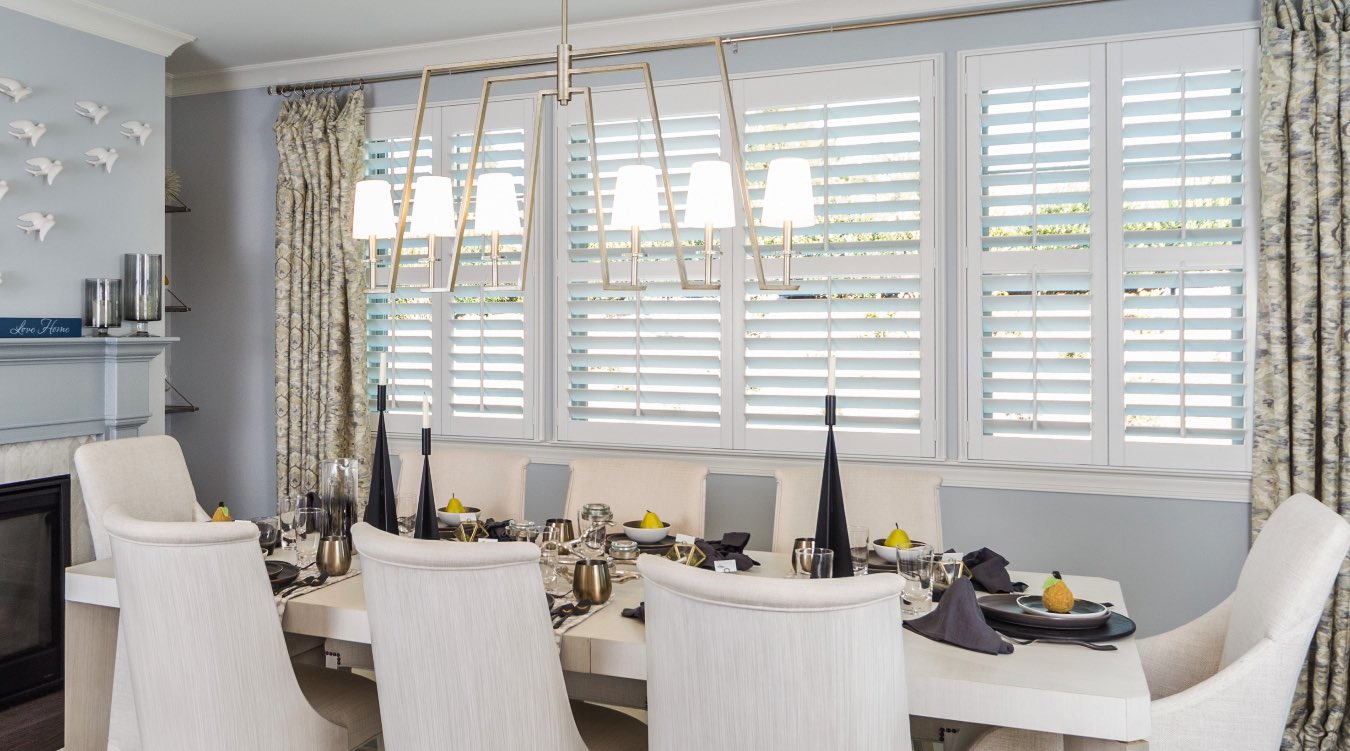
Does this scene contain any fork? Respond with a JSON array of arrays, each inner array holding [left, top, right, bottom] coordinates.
[[1001, 634, 1117, 651]]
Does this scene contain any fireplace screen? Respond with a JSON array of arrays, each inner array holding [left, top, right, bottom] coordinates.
[[0, 476, 68, 709]]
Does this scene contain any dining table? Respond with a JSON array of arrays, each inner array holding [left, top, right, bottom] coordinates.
[[64, 549, 1151, 750]]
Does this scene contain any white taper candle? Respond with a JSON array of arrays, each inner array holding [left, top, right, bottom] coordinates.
[[827, 354, 836, 394], [379, 352, 388, 385], [422, 395, 431, 429]]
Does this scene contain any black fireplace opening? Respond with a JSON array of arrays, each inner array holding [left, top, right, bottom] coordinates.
[[0, 475, 69, 710]]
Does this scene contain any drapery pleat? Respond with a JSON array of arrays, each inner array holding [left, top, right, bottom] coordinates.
[[1255, 1, 1350, 747], [273, 91, 369, 505]]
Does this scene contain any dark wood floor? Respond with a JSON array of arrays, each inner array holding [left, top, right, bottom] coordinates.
[[0, 690, 62, 751]]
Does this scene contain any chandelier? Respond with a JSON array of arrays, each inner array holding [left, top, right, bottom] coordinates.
[[354, 0, 816, 296]]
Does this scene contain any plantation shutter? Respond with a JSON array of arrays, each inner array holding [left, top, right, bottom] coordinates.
[[442, 99, 536, 439], [557, 82, 725, 448], [1114, 31, 1254, 469], [737, 63, 935, 456], [966, 46, 1105, 464], [364, 109, 438, 428]]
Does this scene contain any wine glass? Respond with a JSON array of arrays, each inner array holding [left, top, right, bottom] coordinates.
[[293, 508, 324, 569], [896, 543, 934, 618]]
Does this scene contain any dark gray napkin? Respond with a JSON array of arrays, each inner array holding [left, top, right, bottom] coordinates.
[[962, 547, 1027, 594], [904, 577, 1013, 655], [695, 532, 759, 571], [621, 602, 645, 622]]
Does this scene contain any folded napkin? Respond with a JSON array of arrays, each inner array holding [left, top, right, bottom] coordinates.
[[904, 577, 1013, 655], [962, 547, 1027, 594], [694, 532, 760, 572], [621, 602, 646, 622]]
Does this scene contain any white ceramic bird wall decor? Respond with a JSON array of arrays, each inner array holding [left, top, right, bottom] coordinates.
[[0, 180, 8, 203], [119, 120, 152, 146], [17, 212, 55, 242], [85, 147, 119, 174], [25, 157, 63, 186], [74, 100, 110, 125], [8, 119, 46, 147], [0, 77, 33, 103]]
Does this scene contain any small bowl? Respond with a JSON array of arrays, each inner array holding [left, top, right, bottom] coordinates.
[[609, 539, 640, 560], [871, 538, 928, 563], [623, 520, 671, 544], [436, 507, 481, 526]]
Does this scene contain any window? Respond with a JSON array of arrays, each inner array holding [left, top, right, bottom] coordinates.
[[963, 29, 1256, 470]]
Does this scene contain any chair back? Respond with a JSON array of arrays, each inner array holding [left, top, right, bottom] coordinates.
[[394, 448, 529, 520], [352, 523, 585, 751], [75, 435, 206, 559], [772, 465, 942, 552], [564, 457, 708, 537], [638, 555, 907, 749], [1223, 494, 1350, 669], [104, 507, 343, 751]]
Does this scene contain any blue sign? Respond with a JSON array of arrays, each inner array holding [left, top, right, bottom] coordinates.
[[0, 318, 82, 338]]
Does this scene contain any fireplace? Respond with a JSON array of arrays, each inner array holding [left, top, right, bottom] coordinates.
[[0, 475, 69, 709]]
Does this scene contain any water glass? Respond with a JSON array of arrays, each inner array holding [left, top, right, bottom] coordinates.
[[788, 537, 815, 578], [896, 543, 934, 617], [806, 547, 835, 579], [293, 507, 325, 569], [848, 524, 870, 576], [538, 527, 561, 588], [397, 515, 417, 537], [278, 493, 306, 549]]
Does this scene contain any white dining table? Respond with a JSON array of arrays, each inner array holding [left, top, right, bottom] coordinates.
[[64, 550, 1150, 750]]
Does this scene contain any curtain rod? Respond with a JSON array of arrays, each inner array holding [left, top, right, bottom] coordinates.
[[267, 0, 1111, 96]]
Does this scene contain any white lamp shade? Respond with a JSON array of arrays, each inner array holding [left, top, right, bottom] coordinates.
[[761, 157, 817, 228], [473, 173, 522, 235], [611, 164, 662, 231], [682, 160, 735, 229], [408, 176, 457, 238], [352, 179, 397, 238]]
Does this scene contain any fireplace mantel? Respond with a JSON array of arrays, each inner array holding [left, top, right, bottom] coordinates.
[[0, 337, 175, 445]]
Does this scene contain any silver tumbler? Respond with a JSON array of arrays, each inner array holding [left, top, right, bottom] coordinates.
[[82, 278, 122, 336], [121, 253, 163, 336]]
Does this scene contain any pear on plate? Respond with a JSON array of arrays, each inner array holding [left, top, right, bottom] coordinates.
[[640, 510, 664, 529], [883, 524, 911, 549], [210, 502, 232, 522], [1042, 571, 1075, 614]]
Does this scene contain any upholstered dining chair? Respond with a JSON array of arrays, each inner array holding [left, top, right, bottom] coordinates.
[[564, 457, 708, 537], [351, 522, 648, 750], [103, 507, 382, 750], [771, 464, 942, 553], [964, 493, 1350, 751], [394, 447, 528, 520], [638, 554, 908, 749]]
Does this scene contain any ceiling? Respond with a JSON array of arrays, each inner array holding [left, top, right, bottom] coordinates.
[[73, 0, 759, 75]]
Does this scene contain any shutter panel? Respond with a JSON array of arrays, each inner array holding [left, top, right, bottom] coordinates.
[[364, 132, 435, 415], [559, 85, 724, 446], [739, 78, 928, 454]]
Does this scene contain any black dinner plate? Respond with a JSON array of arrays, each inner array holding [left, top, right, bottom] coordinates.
[[266, 560, 300, 591], [988, 611, 1137, 643], [978, 593, 1112, 629]]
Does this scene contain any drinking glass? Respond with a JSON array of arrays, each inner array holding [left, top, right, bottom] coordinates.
[[397, 515, 417, 537], [293, 508, 325, 569], [538, 527, 561, 588], [788, 537, 814, 578], [278, 493, 306, 550], [252, 516, 280, 556], [848, 524, 870, 576], [807, 548, 834, 579], [896, 543, 934, 617]]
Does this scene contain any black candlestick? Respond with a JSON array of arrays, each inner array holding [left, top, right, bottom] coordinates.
[[365, 384, 398, 535], [814, 391, 851, 577], [414, 427, 438, 540]]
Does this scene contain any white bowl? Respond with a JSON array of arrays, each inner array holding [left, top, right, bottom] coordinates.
[[623, 521, 671, 544], [436, 507, 481, 526], [871, 538, 928, 563]]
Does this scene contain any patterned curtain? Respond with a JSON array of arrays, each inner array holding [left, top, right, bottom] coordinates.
[[1255, 1, 1350, 747], [274, 90, 369, 504]]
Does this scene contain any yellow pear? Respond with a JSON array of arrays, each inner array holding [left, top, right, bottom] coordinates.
[[883, 525, 911, 549], [446, 496, 465, 514], [1042, 571, 1075, 614], [210, 502, 232, 523], [640, 510, 664, 529]]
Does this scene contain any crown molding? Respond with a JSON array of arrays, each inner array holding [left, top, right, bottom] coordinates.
[[167, 0, 1040, 97], [0, 0, 195, 57]]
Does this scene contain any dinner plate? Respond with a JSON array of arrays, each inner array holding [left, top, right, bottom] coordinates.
[[1016, 595, 1110, 621], [266, 560, 299, 591], [990, 612, 1137, 643], [978, 593, 1112, 630]]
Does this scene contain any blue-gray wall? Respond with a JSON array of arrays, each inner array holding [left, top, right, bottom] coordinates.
[[167, 0, 1259, 636]]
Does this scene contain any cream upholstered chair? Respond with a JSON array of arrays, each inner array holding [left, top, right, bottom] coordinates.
[[394, 447, 529, 520], [638, 554, 908, 749], [966, 494, 1350, 751], [351, 522, 648, 750], [771, 464, 942, 553], [564, 457, 708, 537], [104, 507, 381, 750], [75, 435, 209, 751], [74, 435, 208, 560]]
